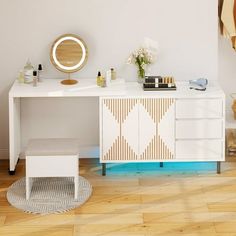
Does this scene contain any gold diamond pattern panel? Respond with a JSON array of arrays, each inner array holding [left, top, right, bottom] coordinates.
[[140, 134, 174, 160], [103, 99, 138, 124], [103, 136, 138, 161], [140, 98, 175, 160], [140, 98, 174, 124], [103, 99, 138, 161], [102, 98, 175, 161]]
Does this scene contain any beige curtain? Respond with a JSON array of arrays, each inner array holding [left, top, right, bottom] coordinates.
[[220, 0, 236, 49]]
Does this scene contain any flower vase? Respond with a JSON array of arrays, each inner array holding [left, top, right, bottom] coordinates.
[[137, 67, 145, 84]]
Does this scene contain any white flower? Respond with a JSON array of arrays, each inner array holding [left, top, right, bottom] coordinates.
[[127, 43, 158, 68]]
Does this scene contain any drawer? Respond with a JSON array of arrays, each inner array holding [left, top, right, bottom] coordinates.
[[176, 140, 223, 160], [176, 99, 223, 119], [176, 119, 222, 139]]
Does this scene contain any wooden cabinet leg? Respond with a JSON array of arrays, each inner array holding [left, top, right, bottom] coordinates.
[[160, 162, 163, 168], [217, 161, 221, 174], [102, 163, 106, 176]]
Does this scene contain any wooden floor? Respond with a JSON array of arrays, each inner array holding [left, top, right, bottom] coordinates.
[[1, 159, 236, 236]]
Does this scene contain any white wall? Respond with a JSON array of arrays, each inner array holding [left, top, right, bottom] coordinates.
[[0, 0, 218, 158]]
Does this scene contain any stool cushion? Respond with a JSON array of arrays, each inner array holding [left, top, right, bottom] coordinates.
[[25, 138, 79, 156]]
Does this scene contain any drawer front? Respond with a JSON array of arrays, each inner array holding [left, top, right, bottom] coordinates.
[[176, 119, 223, 139], [176, 140, 223, 160], [176, 99, 223, 119]]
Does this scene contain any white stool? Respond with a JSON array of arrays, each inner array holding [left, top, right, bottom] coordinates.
[[25, 138, 79, 200]]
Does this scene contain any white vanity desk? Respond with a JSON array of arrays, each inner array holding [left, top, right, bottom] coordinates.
[[9, 79, 225, 175]]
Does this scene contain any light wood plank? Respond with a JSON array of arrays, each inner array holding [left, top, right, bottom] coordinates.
[[0, 216, 5, 226], [8, 214, 143, 225], [0, 225, 74, 236], [208, 203, 236, 212], [143, 212, 213, 223], [73, 222, 215, 234], [214, 222, 236, 233]]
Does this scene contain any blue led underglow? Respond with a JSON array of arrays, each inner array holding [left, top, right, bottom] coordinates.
[[103, 162, 216, 175]]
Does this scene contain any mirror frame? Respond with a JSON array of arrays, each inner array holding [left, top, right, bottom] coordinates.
[[50, 34, 88, 74]]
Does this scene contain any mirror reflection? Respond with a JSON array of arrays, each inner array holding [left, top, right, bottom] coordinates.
[[50, 34, 88, 85]]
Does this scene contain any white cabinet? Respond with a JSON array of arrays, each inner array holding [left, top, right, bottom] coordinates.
[[8, 80, 225, 174], [100, 98, 175, 162], [100, 96, 225, 164]]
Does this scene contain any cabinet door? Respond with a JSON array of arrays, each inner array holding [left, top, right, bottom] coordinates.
[[139, 98, 175, 160], [101, 98, 139, 162]]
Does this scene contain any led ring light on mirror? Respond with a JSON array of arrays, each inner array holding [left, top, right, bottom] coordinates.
[[50, 34, 88, 85]]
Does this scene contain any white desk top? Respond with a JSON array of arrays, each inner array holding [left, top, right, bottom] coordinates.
[[9, 78, 225, 99]]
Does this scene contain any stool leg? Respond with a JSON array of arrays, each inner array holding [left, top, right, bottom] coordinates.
[[74, 176, 78, 200]]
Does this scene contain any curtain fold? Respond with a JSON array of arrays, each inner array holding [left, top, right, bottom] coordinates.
[[220, 0, 236, 49]]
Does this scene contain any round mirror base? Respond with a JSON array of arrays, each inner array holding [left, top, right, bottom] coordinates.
[[61, 79, 78, 85]]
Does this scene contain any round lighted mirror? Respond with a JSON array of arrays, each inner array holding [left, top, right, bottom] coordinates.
[[50, 34, 88, 85]]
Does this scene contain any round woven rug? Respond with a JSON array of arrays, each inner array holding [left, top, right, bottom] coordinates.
[[7, 176, 92, 215]]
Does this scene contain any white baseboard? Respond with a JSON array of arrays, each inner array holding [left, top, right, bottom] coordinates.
[[0, 149, 9, 159], [0, 146, 99, 160]]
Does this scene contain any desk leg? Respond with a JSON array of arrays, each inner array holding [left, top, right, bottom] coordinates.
[[9, 97, 21, 175], [102, 163, 106, 176], [217, 161, 221, 174]]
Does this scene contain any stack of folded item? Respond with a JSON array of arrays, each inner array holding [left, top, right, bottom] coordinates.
[[143, 76, 177, 91], [227, 129, 236, 156]]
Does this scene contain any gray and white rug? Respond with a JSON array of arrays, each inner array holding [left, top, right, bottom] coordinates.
[[7, 176, 92, 215]]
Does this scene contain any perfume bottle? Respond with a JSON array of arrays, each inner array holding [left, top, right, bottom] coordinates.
[[97, 71, 102, 86], [24, 59, 34, 84], [101, 76, 106, 87]]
